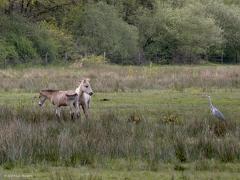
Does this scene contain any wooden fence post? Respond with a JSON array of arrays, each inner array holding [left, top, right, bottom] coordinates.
[[45, 52, 48, 65]]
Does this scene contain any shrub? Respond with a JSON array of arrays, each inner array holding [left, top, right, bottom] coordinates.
[[7, 34, 38, 62], [0, 39, 18, 67], [81, 55, 107, 66], [64, 2, 139, 64], [0, 14, 76, 66]]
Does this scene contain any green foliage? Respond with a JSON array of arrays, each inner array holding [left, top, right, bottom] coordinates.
[[7, 34, 38, 61], [136, 5, 175, 63], [81, 55, 107, 66], [65, 2, 139, 64], [137, 1, 223, 64], [174, 2, 223, 63], [207, 1, 240, 63], [109, 0, 156, 24], [2, 161, 14, 170], [0, 14, 76, 66], [0, 39, 18, 67], [31, 23, 58, 63], [0, 0, 7, 8], [1, 0, 240, 65]]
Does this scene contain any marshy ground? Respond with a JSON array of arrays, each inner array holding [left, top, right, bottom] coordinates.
[[0, 64, 240, 179]]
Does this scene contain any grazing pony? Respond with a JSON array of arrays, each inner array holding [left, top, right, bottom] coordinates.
[[38, 89, 79, 119], [75, 78, 94, 119]]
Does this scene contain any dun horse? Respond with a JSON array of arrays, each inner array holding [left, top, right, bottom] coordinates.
[[38, 89, 79, 119], [75, 78, 94, 119]]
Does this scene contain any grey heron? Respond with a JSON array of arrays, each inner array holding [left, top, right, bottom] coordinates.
[[206, 95, 225, 121]]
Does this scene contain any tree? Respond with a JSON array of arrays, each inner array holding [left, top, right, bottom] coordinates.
[[0, 39, 18, 67], [65, 2, 139, 64], [207, 1, 240, 63], [0, 14, 76, 65], [172, 2, 223, 63], [1, 0, 240, 65], [136, 1, 223, 64]]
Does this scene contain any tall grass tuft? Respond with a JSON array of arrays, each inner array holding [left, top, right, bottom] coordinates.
[[0, 105, 239, 168]]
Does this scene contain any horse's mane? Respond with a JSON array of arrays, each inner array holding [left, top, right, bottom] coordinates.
[[40, 89, 59, 93]]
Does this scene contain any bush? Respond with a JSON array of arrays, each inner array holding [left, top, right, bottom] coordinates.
[[7, 34, 38, 62], [0, 39, 18, 67], [64, 2, 139, 64], [31, 25, 58, 63], [33, 22, 77, 63], [0, 14, 76, 66], [137, 1, 223, 64], [81, 55, 107, 66]]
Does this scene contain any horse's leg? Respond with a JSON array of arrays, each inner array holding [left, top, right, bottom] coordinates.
[[82, 104, 89, 120], [77, 103, 81, 120], [69, 102, 75, 120], [73, 99, 81, 120], [87, 99, 90, 109], [69, 106, 74, 120], [55, 106, 61, 119]]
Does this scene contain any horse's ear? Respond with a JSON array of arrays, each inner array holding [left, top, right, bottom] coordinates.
[[79, 78, 90, 83]]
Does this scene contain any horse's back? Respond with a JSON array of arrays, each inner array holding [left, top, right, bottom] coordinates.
[[65, 90, 77, 96], [54, 91, 77, 107], [65, 90, 78, 101]]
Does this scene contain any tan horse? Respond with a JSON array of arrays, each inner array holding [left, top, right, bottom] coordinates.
[[38, 89, 79, 119], [75, 78, 94, 119]]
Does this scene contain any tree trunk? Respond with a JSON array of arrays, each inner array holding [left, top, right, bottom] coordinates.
[[7, 0, 14, 14], [138, 51, 141, 64], [45, 52, 48, 65], [64, 52, 68, 62], [221, 50, 224, 64], [25, 0, 31, 14], [4, 59, 6, 69], [236, 52, 239, 64], [20, 0, 24, 13], [103, 52, 106, 62]]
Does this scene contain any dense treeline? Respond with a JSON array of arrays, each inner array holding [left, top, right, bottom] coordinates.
[[0, 0, 240, 66]]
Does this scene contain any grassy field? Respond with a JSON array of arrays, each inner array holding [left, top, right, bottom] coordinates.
[[0, 89, 240, 122], [1, 162, 240, 179], [0, 64, 240, 179]]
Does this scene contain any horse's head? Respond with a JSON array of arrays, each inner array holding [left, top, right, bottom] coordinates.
[[76, 78, 94, 96], [38, 91, 48, 107]]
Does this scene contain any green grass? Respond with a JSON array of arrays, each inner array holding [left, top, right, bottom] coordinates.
[[0, 88, 240, 121], [1, 64, 240, 179], [1, 161, 240, 180]]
